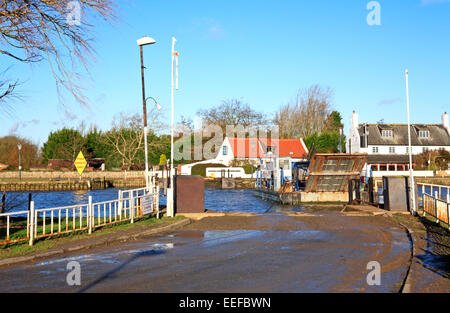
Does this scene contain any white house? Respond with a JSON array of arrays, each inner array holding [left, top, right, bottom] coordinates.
[[346, 111, 450, 172], [181, 137, 309, 177]]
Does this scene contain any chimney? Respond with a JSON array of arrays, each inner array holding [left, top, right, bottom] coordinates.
[[442, 112, 449, 131], [351, 110, 359, 129]]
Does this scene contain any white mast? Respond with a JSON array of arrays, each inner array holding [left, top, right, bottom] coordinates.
[[405, 69, 416, 215]]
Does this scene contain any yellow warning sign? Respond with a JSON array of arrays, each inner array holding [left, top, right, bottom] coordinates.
[[74, 151, 87, 175]]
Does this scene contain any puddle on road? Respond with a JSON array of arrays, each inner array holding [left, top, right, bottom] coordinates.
[[34, 243, 174, 268], [202, 230, 265, 247]]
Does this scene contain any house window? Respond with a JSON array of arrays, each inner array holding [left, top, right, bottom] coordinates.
[[418, 130, 430, 138], [423, 147, 429, 153], [389, 147, 395, 154], [267, 146, 274, 153], [382, 130, 393, 137], [223, 146, 228, 156], [406, 147, 409, 154], [372, 147, 379, 154]]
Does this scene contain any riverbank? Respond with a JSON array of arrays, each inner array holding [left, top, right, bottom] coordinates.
[[205, 178, 256, 189], [0, 178, 145, 192]]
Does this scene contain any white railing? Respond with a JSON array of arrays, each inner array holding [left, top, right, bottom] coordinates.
[[0, 187, 160, 246], [34, 203, 90, 239], [418, 183, 450, 202], [0, 210, 30, 245], [423, 192, 450, 229]]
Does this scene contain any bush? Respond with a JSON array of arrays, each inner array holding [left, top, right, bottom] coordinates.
[[243, 164, 256, 174], [191, 163, 225, 177]]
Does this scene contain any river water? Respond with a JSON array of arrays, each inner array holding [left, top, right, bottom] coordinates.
[[6, 185, 447, 215], [3, 188, 306, 214]]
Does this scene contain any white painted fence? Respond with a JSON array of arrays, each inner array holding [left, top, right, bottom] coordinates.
[[362, 170, 435, 178], [206, 167, 253, 179], [0, 186, 160, 246]]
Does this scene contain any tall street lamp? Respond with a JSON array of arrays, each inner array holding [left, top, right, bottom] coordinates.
[[137, 35, 156, 192], [17, 143, 22, 181], [168, 37, 179, 218], [405, 69, 417, 216]]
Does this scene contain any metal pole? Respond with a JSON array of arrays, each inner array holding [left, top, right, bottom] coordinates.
[[140, 45, 149, 192], [88, 196, 93, 234], [29, 201, 34, 246], [169, 37, 176, 217], [406, 69, 417, 215], [18, 145, 22, 181]]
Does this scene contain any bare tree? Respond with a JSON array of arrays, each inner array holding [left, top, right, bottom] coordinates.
[[104, 109, 166, 169], [104, 113, 144, 170], [274, 85, 333, 139], [0, 0, 116, 108], [175, 115, 194, 134], [0, 78, 17, 103], [197, 99, 267, 133]]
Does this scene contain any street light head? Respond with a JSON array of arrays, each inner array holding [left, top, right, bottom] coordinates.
[[17, 143, 22, 150], [146, 97, 162, 110], [137, 36, 156, 46]]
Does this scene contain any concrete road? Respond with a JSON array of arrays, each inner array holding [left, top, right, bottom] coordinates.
[[0, 213, 413, 293]]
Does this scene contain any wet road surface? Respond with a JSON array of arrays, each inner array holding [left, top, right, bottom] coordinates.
[[0, 214, 411, 293]]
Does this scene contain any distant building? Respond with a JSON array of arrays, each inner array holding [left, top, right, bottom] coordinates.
[[346, 111, 450, 172], [47, 158, 105, 171], [181, 137, 309, 177]]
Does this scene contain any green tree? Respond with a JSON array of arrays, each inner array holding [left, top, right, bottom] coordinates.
[[325, 111, 343, 133], [304, 132, 345, 153], [42, 128, 85, 164]]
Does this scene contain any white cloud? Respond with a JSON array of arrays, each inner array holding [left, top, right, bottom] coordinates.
[[8, 123, 19, 134]]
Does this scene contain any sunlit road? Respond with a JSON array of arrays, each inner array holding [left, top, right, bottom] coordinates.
[[0, 214, 412, 293]]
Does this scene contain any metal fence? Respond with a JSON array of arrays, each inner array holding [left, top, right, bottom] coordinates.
[[417, 183, 450, 203], [0, 186, 160, 246], [423, 192, 450, 229]]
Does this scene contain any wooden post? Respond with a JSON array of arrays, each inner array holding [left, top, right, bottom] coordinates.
[[27, 193, 32, 211]]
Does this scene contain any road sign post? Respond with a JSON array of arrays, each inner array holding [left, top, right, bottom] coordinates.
[[74, 151, 87, 179]]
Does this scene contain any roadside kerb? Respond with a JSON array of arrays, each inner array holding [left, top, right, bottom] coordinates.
[[0, 218, 190, 268]]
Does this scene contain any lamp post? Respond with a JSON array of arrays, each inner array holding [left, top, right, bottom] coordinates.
[[168, 37, 179, 218], [137, 36, 156, 192], [405, 69, 417, 216], [17, 143, 22, 181]]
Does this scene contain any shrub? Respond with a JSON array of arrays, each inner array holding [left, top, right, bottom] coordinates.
[[243, 164, 256, 174], [191, 163, 225, 177]]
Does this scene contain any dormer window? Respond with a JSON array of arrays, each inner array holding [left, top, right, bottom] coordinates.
[[381, 130, 393, 138], [418, 130, 430, 138]]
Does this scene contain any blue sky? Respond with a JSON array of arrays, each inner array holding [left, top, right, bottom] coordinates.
[[2, 0, 450, 145]]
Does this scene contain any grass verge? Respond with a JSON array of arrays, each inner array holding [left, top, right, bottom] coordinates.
[[0, 215, 186, 260]]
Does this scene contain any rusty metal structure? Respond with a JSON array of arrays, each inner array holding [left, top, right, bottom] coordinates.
[[304, 153, 367, 193]]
